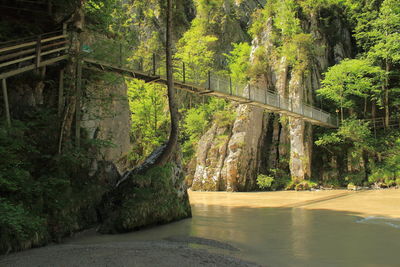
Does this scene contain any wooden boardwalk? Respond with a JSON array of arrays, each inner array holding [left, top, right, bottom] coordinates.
[[1, 32, 339, 128], [0, 30, 68, 79]]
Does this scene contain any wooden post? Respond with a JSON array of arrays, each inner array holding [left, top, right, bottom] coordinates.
[[248, 84, 251, 100], [62, 23, 67, 35], [58, 69, 64, 117], [2, 79, 11, 127], [139, 57, 143, 72], [35, 34, 42, 69], [75, 59, 82, 148]]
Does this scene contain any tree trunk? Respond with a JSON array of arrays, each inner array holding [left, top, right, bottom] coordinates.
[[155, 0, 179, 165], [384, 60, 390, 129], [372, 100, 377, 137], [60, 0, 85, 151]]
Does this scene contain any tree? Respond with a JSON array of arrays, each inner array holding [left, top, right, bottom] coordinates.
[[367, 0, 400, 127], [318, 59, 384, 121], [155, 0, 179, 165], [127, 80, 169, 164]]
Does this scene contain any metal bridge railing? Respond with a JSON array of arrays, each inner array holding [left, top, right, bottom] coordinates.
[[85, 36, 339, 127]]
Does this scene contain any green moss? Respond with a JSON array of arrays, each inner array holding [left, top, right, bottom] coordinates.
[[98, 163, 191, 233]]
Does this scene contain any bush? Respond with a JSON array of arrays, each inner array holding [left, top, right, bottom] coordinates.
[[345, 173, 365, 186], [257, 174, 274, 190], [0, 199, 46, 253], [286, 180, 318, 191]]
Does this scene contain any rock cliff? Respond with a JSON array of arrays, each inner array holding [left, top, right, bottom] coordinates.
[[189, 3, 353, 191]]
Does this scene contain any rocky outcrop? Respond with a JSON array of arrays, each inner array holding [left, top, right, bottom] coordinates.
[[98, 147, 191, 233], [190, 103, 266, 191], [82, 76, 132, 174], [189, 3, 353, 190]]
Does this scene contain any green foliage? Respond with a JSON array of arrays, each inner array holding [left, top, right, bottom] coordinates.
[[366, 0, 400, 64], [181, 98, 234, 163], [175, 19, 218, 83], [99, 163, 191, 233], [316, 118, 372, 150], [257, 169, 291, 191], [0, 107, 111, 253], [286, 180, 318, 191], [318, 59, 384, 116], [257, 174, 275, 189], [85, 0, 121, 33], [127, 79, 169, 164], [369, 137, 400, 186], [225, 42, 251, 83], [274, 0, 301, 38], [0, 199, 46, 252]]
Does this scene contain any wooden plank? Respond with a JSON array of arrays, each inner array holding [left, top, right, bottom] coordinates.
[[40, 46, 68, 56], [2, 79, 11, 126], [0, 55, 67, 79], [0, 35, 64, 54], [41, 35, 67, 44], [0, 54, 35, 68], [0, 47, 35, 61], [0, 40, 36, 53], [39, 55, 68, 67]]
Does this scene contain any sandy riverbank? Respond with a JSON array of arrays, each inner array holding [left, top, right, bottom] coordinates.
[[189, 188, 400, 218]]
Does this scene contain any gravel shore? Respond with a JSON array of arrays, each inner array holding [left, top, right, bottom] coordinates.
[[0, 237, 259, 267]]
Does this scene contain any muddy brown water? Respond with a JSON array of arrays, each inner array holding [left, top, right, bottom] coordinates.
[[58, 189, 400, 267]]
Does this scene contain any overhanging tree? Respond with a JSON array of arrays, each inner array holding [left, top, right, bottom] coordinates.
[[156, 0, 179, 165]]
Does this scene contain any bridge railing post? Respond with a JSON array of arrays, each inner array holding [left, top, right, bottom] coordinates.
[[35, 34, 42, 69], [2, 79, 11, 127], [62, 23, 67, 35], [139, 57, 143, 72]]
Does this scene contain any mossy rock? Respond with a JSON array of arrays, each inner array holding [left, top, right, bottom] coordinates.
[[98, 163, 192, 234]]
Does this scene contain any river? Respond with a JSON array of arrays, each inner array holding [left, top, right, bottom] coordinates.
[[68, 189, 400, 266], [2, 189, 400, 266]]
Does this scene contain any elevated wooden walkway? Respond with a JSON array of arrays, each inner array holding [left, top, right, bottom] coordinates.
[[0, 32, 339, 128], [0, 30, 68, 79]]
